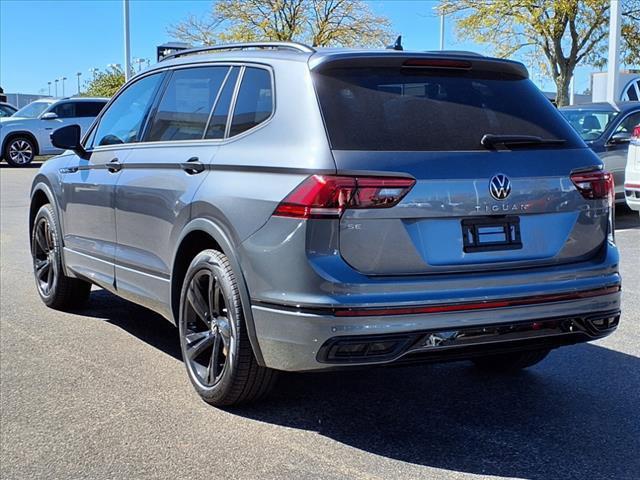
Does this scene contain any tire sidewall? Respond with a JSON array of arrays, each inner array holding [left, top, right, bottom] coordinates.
[[32, 204, 62, 306], [5, 136, 36, 167], [179, 250, 241, 403]]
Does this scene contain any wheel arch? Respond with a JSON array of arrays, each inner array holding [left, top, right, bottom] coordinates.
[[29, 179, 71, 275], [171, 218, 266, 366], [2, 130, 40, 159]]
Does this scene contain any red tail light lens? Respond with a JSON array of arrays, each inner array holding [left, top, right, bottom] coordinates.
[[632, 125, 640, 140], [570, 170, 614, 200], [273, 175, 415, 219]]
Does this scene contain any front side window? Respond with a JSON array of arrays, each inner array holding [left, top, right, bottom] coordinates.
[[13, 101, 51, 119], [146, 67, 229, 142], [52, 102, 76, 118], [614, 112, 640, 134], [228, 67, 273, 137], [92, 73, 163, 147]]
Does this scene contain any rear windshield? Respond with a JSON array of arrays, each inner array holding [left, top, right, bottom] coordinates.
[[313, 68, 582, 151]]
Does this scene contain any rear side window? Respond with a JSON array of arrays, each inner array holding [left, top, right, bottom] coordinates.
[[52, 102, 75, 118], [228, 67, 272, 137], [75, 101, 106, 117], [205, 67, 239, 139], [313, 68, 582, 151], [147, 66, 228, 141]]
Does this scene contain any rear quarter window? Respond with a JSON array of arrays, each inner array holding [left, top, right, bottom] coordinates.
[[228, 67, 273, 137], [313, 67, 582, 151]]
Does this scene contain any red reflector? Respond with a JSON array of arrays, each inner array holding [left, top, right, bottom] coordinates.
[[570, 170, 614, 200], [273, 175, 415, 219], [403, 58, 472, 69], [333, 285, 621, 317]]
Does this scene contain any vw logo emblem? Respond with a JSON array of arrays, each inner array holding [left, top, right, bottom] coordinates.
[[489, 174, 511, 200]]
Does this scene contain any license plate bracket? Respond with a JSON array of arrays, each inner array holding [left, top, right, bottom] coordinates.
[[462, 216, 522, 253]]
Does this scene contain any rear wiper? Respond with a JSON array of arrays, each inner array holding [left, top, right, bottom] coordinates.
[[481, 134, 566, 150]]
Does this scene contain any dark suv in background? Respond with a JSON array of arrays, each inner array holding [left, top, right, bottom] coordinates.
[[30, 42, 621, 406]]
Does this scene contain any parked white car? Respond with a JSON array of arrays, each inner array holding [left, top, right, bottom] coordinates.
[[624, 124, 640, 214], [0, 97, 107, 166]]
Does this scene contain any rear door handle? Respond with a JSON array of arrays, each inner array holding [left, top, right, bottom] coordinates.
[[180, 156, 205, 175], [107, 158, 122, 173]]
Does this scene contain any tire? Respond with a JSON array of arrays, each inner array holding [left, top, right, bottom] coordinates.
[[31, 204, 91, 309], [4, 136, 36, 167], [472, 349, 550, 373], [179, 249, 277, 406]]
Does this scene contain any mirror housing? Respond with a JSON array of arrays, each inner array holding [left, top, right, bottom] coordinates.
[[50, 125, 89, 159], [41, 112, 58, 120], [608, 132, 631, 145]]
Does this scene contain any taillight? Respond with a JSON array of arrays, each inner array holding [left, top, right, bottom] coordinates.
[[570, 170, 614, 200], [632, 125, 640, 140], [273, 175, 415, 219], [570, 169, 615, 242]]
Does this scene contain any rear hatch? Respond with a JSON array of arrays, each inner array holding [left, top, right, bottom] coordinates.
[[311, 53, 610, 275]]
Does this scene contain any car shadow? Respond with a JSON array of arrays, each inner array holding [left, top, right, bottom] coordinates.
[[81, 288, 182, 361], [79, 288, 639, 479], [615, 205, 639, 230]]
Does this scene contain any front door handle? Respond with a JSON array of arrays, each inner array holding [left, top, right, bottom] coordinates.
[[107, 158, 122, 173], [180, 156, 205, 175]]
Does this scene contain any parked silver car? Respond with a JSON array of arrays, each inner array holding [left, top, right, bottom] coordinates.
[[30, 43, 621, 406], [0, 97, 107, 166]]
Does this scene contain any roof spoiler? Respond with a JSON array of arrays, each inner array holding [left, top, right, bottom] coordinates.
[[309, 52, 529, 79]]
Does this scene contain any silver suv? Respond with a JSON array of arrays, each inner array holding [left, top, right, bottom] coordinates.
[[30, 42, 621, 406], [1, 97, 107, 166]]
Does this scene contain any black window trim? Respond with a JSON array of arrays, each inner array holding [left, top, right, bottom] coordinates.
[[82, 61, 275, 152]]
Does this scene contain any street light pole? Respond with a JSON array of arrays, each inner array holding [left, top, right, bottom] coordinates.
[[61, 77, 67, 97], [439, 14, 445, 50], [47, 81, 51, 96], [54, 79, 59, 97], [606, 0, 621, 103], [76, 72, 82, 95], [123, 0, 131, 82]]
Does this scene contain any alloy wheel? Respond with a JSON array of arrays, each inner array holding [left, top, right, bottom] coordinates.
[[9, 139, 34, 164], [32, 216, 58, 296], [182, 269, 234, 388]]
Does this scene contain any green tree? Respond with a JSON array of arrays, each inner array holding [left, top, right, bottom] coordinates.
[[168, 0, 392, 48], [82, 66, 126, 98], [439, 0, 640, 106]]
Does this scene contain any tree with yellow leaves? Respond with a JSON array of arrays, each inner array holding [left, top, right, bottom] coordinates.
[[439, 0, 640, 106]]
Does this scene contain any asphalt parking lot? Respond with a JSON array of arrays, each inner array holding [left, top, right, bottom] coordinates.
[[1, 164, 638, 480]]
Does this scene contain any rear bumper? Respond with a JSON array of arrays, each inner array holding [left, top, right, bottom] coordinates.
[[624, 183, 640, 211], [252, 286, 621, 371]]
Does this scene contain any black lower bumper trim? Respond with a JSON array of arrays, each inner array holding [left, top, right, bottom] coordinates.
[[316, 311, 620, 365]]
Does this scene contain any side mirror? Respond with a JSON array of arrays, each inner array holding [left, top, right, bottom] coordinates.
[[50, 125, 88, 159], [41, 112, 58, 120], [608, 132, 631, 145]]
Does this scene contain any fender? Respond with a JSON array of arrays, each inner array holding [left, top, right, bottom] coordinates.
[[173, 217, 266, 366]]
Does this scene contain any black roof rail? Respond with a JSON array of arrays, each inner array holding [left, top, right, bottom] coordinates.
[[160, 41, 315, 62]]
